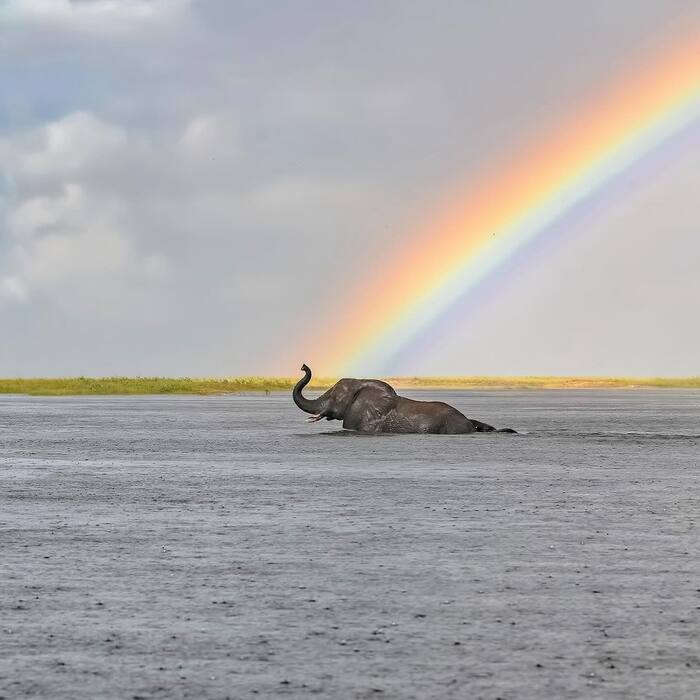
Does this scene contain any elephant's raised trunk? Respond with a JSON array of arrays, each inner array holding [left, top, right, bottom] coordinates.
[[293, 364, 326, 416]]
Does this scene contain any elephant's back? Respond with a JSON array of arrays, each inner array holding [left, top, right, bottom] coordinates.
[[389, 397, 474, 434]]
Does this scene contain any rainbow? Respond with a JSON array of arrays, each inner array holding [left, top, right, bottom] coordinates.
[[304, 32, 700, 376]]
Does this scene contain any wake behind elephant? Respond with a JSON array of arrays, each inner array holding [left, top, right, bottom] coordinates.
[[293, 364, 515, 434]]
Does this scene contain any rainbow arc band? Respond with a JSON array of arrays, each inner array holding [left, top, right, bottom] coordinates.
[[315, 32, 700, 376]]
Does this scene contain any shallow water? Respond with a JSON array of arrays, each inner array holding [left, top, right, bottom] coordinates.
[[1, 390, 699, 699]]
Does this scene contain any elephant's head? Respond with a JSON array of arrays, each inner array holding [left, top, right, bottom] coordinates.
[[293, 364, 396, 423]]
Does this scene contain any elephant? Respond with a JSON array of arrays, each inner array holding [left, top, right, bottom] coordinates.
[[293, 364, 516, 434]]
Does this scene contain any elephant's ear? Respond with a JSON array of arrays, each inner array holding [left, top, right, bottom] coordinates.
[[346, 385, 396, 430]]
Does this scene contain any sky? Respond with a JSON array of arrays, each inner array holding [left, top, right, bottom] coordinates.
[[1, 0, 699, 377]]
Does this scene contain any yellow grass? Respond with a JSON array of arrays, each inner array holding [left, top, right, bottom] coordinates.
[[0, 375, 698, 395], [385, 376, 700, 389]]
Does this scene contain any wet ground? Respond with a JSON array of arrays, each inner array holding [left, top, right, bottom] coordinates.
[[1, 390, 699, 699]]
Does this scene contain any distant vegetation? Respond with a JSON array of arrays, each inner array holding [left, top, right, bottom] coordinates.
[[387, 376, 700, 389], [0, 377, 305, 396], [0, 375, 698, 396]]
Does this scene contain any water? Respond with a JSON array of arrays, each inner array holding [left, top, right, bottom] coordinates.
[[1, 390, 698, 699]]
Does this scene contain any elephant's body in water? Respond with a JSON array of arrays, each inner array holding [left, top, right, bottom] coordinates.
[[293, 365, 515, 434]]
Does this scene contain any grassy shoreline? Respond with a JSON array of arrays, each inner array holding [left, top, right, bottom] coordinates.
[[0, 376, 698, 396]]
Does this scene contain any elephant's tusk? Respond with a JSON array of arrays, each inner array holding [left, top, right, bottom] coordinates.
[[305, 414, 324, 422]]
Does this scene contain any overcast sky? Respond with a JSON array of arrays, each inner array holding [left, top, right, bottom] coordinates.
[[1, 0, 699, 377]]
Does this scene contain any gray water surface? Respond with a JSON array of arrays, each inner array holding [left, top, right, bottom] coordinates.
[[1, 390, 699, 699]]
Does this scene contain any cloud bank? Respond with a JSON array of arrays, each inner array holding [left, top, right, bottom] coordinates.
[[1, 0, 699, 375]]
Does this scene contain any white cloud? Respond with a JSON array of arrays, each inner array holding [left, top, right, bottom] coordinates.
[[177, 114, 241, 185], [3, 0, 191, 32], [0, 275, 27, 302], [3, 111, 126, 185], [180, 114, 238, 158], [0, 114, 170, 314]]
